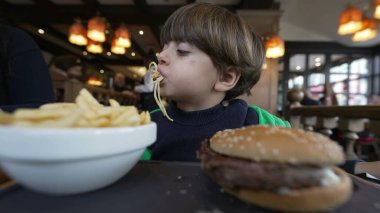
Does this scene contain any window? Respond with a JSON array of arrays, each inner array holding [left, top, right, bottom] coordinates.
[[288, 75, 304, 89], [309, 73, 325, 87], [290, 54, 306, 72], [282, 52, 372, 108], [308, 54, 325, 71]]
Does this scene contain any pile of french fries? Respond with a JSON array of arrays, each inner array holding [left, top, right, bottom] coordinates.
[[0, 89, 150, 128]]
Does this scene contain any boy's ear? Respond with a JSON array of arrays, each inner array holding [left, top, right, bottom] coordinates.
[[214, 67, 241, 92]]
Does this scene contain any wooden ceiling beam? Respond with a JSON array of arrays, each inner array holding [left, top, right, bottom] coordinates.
[[4, 5, 170, 25], [81, 0, 103, 15], [132, 0, 161, 54]]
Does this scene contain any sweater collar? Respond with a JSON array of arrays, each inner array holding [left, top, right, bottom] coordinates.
[[167, 99, 247, 125]]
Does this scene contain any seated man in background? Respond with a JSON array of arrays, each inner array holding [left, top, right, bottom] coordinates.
[[113, 72, 137, 105], [0, 25, 55, 112], [301, 88, 321, 106], [113, 72, 128, 93]]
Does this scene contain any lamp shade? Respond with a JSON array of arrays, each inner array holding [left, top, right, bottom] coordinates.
[[375, 0, 380, 19], [114, 25, 131, 48], [111, 38, 126, 55], [87, 16, 106, 42], [265, 35, 285, 59], [337, 6, 362, 35], [68, 21, 88, 46], [352, 18, 377, 42], [86, 40, 103, 54], [87, 76, 103, 86]]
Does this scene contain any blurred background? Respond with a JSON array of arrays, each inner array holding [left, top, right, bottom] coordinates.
[[2, 0, 380, 113]]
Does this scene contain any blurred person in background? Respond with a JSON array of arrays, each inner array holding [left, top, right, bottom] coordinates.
[[0, 23, 55, 112], [320, 83, 338, 106], [113, 72, 128, 93], [113, 72, 138, 106], [134, 50, 159, 112], [300, 88, 322, 106], [50, 54, 83, 81]]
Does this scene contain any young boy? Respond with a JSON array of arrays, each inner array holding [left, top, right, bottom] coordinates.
[[147, 3, 289, 161]]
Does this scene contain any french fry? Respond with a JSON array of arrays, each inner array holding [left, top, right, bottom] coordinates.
[[109, 99, 120, 107], [0, 110, 13, 125], [139, 111, 151, 125], [79, 89, 102, 109], [0, 88, 151, 128], [111, 107, 140, 126], [14, 108, 71, 120], [75, 96, 98, 119], [35, 112, 80, 128], [39, 103, 76, 110]]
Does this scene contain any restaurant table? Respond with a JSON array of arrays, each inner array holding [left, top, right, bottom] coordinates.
[[0, 161, 380, 213]]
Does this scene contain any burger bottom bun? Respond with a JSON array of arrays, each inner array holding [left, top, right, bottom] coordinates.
[[224, 167, 352, 212]]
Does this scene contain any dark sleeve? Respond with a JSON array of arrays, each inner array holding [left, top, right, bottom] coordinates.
[[339, 159, 363, 174], [0, 27, 55, 112], [243, 107, 259, 126]]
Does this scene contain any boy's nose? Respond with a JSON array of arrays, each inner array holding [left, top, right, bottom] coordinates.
[[157, 51, 168, 65]]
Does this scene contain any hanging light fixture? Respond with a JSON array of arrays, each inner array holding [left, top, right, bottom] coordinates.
[[375, 0, 380, 19], [352, 18, 378, 41], [68, 15, 134, 54], [87, 76, 103, 86], [337, 6, 362, 35], [86, 40, 103, 54], [111, 38, 126, 55], [87, 15, 106, 42], [114, 24, 131, 48], [265, 35, 285, 59], [68, 20, 88, 46]]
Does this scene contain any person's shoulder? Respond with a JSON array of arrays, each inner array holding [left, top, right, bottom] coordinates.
[[229, 99, 248, 108], [1, 26, 38, 54], [248, 105, 291, 127]]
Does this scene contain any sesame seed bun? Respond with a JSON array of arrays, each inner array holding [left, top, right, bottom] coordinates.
[[210, 125, 345, 166], [206, 125, 352, 212], [225, 167, 352, 212]]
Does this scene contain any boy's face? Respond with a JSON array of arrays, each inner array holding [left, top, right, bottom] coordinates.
[[157, 41, 220, 108]]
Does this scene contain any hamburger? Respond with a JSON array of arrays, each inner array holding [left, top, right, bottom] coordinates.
[[197, 125, 352, 212]]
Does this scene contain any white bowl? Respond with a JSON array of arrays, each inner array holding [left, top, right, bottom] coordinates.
[[0, 123, 156, 195]]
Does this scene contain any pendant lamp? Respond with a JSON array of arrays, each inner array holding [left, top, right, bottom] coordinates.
[[87, 16, 106, 42], [68, 20, 88, 46], [352, 18, 377, 42], [265, 35, 285, 59], [337, 6, 362, 35]]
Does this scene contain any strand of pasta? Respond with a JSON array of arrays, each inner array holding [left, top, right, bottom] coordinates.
[[150, 62, 173, 122]]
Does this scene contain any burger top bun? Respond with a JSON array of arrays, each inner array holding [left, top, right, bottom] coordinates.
[[210, 125, 345, 165]]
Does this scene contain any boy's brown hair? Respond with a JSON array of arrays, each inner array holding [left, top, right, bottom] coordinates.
[[160, 3, 265, 100]]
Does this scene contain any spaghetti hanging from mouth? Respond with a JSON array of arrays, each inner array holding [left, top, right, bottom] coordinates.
[[149, 62, 173, 122]]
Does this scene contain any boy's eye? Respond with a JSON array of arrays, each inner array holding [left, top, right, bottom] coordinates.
[[177, 49, 189, 56]]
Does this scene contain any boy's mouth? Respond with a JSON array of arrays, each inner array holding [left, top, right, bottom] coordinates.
[[157, 67, 163, 76]]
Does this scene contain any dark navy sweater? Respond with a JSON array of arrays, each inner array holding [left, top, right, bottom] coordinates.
[[150, 99, 359, 174], [151, 99, 259, 161]]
